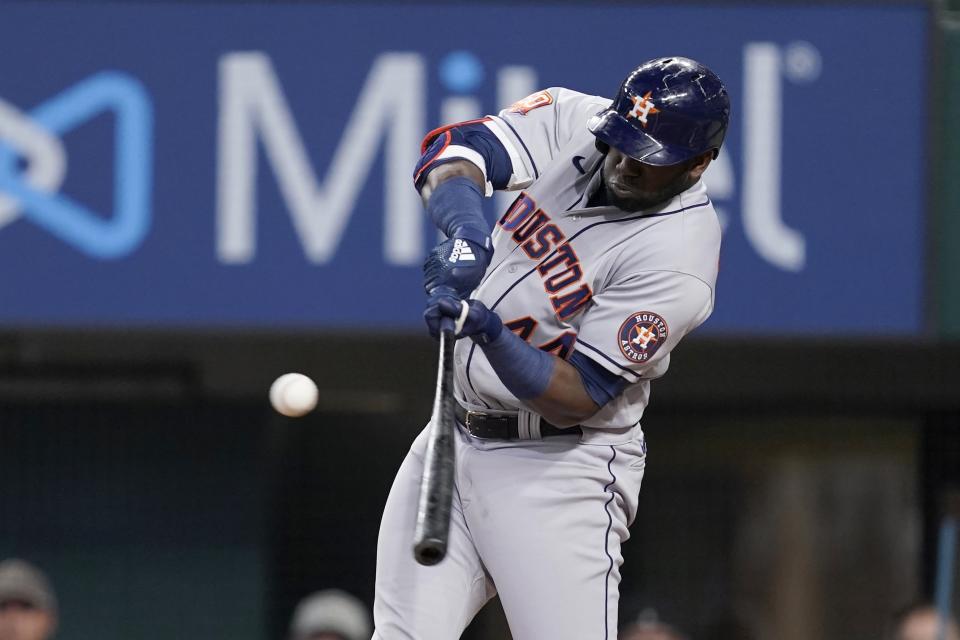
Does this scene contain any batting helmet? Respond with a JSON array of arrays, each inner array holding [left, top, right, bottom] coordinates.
[[588, 57, 730, 166]]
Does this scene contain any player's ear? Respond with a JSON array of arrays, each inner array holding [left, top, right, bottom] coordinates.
[[687, 151, 713, 180]]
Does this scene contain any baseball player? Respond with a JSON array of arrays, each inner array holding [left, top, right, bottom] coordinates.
[[373, 57, 730, 639]]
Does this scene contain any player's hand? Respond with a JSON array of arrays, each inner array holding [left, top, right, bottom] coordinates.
[[422, 232, 492, 298], [424, 287, 503, 343]]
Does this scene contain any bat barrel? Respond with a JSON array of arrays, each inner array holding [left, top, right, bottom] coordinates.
[[412, 327, 457, 566]]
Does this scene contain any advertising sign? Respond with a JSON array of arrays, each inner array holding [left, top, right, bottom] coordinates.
[[0, 4, 928, 333]]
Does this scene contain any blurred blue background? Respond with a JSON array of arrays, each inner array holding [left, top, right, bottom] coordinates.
[[0, 3, 928, 333]]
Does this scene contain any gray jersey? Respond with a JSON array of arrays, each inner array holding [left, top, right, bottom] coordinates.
[[447, 88, 720, 443]]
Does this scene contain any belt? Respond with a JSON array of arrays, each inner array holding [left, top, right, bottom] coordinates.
[[455, 404, 582, 440]]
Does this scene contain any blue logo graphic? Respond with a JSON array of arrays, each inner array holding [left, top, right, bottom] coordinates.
[[0, 71, 153, 259], [439, 51, 485, 94]]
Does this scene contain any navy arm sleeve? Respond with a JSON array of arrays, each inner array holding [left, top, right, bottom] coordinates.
[[568, 350, 630, 408]]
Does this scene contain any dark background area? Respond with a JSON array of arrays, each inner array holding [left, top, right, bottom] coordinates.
[[2, 333, 958, 639]]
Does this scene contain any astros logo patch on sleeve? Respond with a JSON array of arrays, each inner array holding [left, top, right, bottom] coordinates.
[[619, 312, 669, 362]]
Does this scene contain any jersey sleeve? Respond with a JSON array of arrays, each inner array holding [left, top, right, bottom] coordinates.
[[413, 88, 609, 196], [573, 270, 714, 383], [484, 88, 611, 191]]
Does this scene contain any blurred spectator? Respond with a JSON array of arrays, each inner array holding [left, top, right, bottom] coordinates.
[[0, 559, 57, 640], [701, 612, 758, 640], [620, 608, 687, 640], [288, 589, 371, 640], [890, 602, 960, 640]]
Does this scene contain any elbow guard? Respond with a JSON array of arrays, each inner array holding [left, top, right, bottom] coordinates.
[[413, 120, 513, 192]]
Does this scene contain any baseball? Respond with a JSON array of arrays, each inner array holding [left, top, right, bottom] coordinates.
[[269, 373, 318, 417]]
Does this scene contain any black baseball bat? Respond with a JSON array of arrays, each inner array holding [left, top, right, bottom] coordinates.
[[412, 316, 457, 566]]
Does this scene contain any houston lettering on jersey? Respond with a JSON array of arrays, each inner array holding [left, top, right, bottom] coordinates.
[[499, 193, 593, 321]]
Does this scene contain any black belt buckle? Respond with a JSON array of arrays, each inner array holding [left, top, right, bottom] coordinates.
[[463, 411, 513, 439]]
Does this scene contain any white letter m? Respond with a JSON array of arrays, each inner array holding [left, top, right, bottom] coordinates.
[[217, 51, 424, 265]]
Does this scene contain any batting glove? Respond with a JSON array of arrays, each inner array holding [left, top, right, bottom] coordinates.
[[422, 227, 492, 297], [424, 286, 503, 343]]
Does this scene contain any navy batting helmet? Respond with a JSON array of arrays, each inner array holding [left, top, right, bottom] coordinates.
[[588, 57, 730, 166]]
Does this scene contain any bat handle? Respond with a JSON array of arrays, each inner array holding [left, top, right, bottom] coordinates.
[[429, 285, 459, 337], [439, 315, 456, 335]]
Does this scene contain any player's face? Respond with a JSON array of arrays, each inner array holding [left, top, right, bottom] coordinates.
[[601, 147, 707, 212]]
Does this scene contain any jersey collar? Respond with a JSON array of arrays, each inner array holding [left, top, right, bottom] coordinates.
[[570, 173, 708, 217]]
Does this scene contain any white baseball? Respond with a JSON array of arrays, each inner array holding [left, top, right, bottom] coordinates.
[[269, 373, 319, 417]]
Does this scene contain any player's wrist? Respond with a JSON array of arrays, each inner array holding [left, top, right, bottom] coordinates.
[[451, 225, 493, 253], [468, 304, 503, 345]]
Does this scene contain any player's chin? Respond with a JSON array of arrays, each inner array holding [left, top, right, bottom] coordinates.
[[605, 186, 662, 212], [606, 176, 690, 212]]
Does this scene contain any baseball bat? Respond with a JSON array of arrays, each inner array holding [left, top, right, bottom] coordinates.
[[412, 315, 457, 566]]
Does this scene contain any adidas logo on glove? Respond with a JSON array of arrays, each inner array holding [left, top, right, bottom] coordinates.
[[448, 239, 476, 263]]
